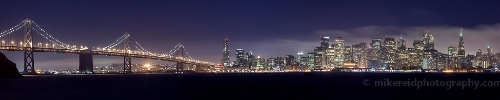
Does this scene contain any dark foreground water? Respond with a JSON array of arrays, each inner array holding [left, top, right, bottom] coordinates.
[[2, 72, 500, 99]]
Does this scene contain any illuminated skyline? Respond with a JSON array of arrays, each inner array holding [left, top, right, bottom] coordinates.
[[1, 0, 500, 70]]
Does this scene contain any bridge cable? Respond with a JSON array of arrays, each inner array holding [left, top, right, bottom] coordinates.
[[102, 34, 126, 49], [168, 44, 181, 55], [167, 44, 179, 55], [129, 36, 150, 53], [103, 34, 126, 49], [179, 45, 194, 59], [31, 21, 71, 48], [32, 27, 71, 48], [0, 22, 26, 38]]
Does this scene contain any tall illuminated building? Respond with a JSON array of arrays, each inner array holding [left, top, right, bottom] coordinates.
[[320, 36, 330, 48], [255, 56, 265, 70], [436, 52, 448, 70], [487, 46, 493, 56], [474, 49, 483, 67], [307, 53, 315, 68], [368, 48, 380, 68], [297, 52, 304, 66], [457, 28, 465, 58], [396, 35, 406, 50], [381, 37, 396, 69], [422, 31, 437, 59], [246, 51, 255, 68], [352, 43, 368, 68], [396, 48, 409, 69], [298, 52, 310, 68], [236, 49, 244, 67], [325, 47, 335, 68], [423, 31, 434, 50], [266, 58, 275, 70], [275, 57, 285, 70], [222, 37, 231, 67], [448, 46, 458, 57], [395, 35, 408, 69], [370, 38, 382, 49], [486, 46, 494, 67], [457, 28, 466, 68], [314, 47, 326, 69], [333, 37, 345, 67], [448, 46, 458, 68], [369, 38, 382, 68], [285, 55, 295, 66], [408, 48, 423, 67], [313, 36, 329, 69], [344, 46, 352, 63]]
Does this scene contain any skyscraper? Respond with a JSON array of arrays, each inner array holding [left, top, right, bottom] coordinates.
[[246, 51, 255, 68], [408, 48, 423, 68], [320, 36, 330, 48], [314, 47, 326, 69], [474, 49, 483, 67], [344, 46, 352, 63], [396, 47, 409, 69], [486, 46, 494, 67], [352, 43, 368, 68], [307, 53, 315, 68], [448, 46, 458, 57], [222, 37, 231, 67], [275, 57, 285, 70], [325, 47, 335, 68], [369, 38, 382, 68], [266, 58, 275, 70], [285, 55, 295, 67], [457, 28, 466, 68], [333, 37, 345, 67], [255, 56, 265, 70], [396, 35, 406, 50], [370, 38, 382, 49], [458, 28, 465, 58], [423, 31, 434, 50], [487, 46, 493, 56], [381, 37, 396, 69], [448, 46, 458, 69], [297, 52, 304, 66], [236, 49, 244, 67], [422, 31, 437, 60]]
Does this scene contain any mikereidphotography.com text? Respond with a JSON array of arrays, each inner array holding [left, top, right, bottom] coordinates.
[[363, 78, 500, 89]]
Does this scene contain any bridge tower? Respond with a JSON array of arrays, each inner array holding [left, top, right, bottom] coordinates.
[[78, 49, 94, 73], [123, 32, 132, 73], [23, 18, 36, 74], [176, 44, 185, 72]]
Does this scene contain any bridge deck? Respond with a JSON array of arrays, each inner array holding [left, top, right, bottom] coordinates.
[[0, 46, 210, 65]]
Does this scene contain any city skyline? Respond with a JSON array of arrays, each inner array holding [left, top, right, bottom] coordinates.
[[1, 0, 500, 70]]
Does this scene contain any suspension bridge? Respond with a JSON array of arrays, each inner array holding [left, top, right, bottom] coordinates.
[[0, 18, 214, 74]]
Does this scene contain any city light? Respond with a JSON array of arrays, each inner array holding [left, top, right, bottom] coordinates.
[[145, 64, 151, 70], [0, 19, 495, 75]]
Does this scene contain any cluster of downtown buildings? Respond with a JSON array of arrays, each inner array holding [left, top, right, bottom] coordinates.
[[220, 28, 500, 71]]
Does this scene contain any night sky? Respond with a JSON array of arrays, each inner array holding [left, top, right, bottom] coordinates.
[[1, 0, 500, 70]]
